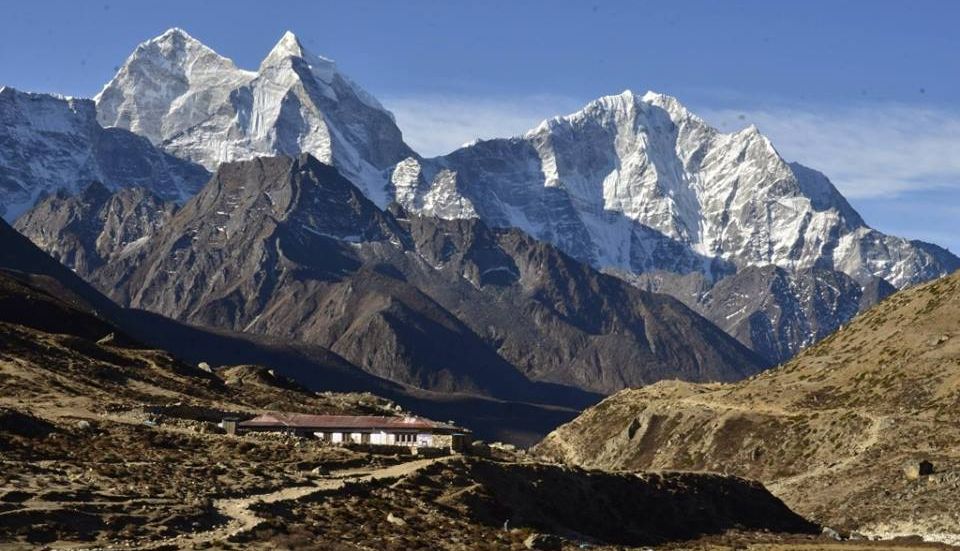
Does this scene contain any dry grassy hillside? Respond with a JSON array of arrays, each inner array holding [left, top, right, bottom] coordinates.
[[536, 270, 960, 539], [0, 269, 829, 550], [0, 270, 403, 547]]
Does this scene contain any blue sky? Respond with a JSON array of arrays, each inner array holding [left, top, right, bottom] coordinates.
[[1, 0, 957, 252]]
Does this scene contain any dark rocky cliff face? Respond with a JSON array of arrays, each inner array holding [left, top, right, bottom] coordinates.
[[631, 266, 896, 364], [15, 183, 176, 278], [1, 214, 579, 444], [18, 154, 766, 402]]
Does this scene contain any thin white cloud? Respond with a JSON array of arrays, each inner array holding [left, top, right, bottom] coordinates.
[[698, 104, 960, 199], [382, 94, 583, 157]]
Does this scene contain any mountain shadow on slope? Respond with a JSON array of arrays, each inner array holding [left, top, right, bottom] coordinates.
[[0, 216, 584, 443], [29, 154, 765, 402]]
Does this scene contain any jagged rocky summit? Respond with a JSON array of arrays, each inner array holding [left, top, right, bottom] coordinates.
[[390, 90, 957, 290], [17, 154, 765, 399], [95, 28, 414, 206], [4, 28, 957, 365]]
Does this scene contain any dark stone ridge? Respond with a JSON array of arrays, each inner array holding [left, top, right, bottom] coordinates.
[[18, 154, 766, 401], [632, 266, 897, 364]]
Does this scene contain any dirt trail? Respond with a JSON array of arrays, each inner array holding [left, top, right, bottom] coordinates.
[[767, 412, 886, 494], [670, 396, 889, 496], [135, 456, 449, 549], [678, 396, 796, 418]]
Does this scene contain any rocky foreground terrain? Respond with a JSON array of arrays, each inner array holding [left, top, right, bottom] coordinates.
[[3, 266, 952, 550], [0, 265, 828, 550], [536, 269, 960, 542]]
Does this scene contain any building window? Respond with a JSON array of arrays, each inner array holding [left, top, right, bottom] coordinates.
[[395, 433, 416, 444]]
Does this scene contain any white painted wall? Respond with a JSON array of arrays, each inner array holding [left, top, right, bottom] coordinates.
[[310, 429, 447, 447]]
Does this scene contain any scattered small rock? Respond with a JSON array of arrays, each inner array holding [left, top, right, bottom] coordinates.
[[76, 420, 92, 431], [386, 512, 406, 526], [524, 533, 562, 550], [197, 362, 212, 373], [470, 440, 491, 456], [929, 334, 950, 346], [903, 459, 935, 480], [821, 526, 841, 541]]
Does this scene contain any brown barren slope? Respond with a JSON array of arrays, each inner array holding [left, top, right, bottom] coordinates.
[[1, 268, 826, 550], [536, 270, 960, 539]]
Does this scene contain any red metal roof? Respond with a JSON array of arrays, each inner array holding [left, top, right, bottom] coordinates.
[[238, 413, 463, 432]]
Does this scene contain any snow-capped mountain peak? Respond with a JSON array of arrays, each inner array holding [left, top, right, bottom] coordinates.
[[94, 29, 414, 205], [96, 28, 253, 146], [389, 90, 958, 289], [145, 27, 202, 50], [641, 90, 698, 118], [260, 31, 335, 79], [88, 30, 958, 291], [264, 31, 328, 63], [154, 27, 193, 41], [267, 30, 309, 59], [259, 31, 391, 117], [0, 86, 209, 219]]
